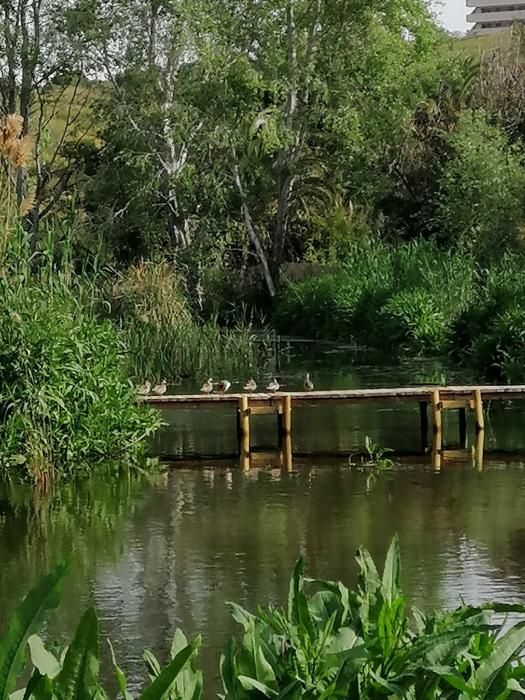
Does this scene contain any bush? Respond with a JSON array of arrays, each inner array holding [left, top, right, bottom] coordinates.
[[6, 537, 525, 699], [380, 288, 451, 354], [467, 306, 525, 382], [0, 273, 161, 482]]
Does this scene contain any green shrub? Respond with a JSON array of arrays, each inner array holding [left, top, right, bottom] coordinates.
[[467, 306, 525, 382], [0, 275, 161, 482], [380, 288, 451, 354]]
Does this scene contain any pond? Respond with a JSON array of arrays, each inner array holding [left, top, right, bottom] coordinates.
[[2, 345, 525, 692]]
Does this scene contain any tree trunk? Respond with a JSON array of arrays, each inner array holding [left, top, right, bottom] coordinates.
[[232, 159, 276, 298]]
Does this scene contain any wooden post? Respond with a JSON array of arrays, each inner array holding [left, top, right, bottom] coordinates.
[[474, 389, 485, 432], [282, 395, 292, 435], [419, 401, 429, 452], [458, 407, 467, 448], [239, 395, 250, 442], [473, 429, 484, 472], [240, 438, 250, 472], [430, 390, 442, 435]]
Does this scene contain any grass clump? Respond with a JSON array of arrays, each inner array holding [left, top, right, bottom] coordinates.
[[274, 238, 472, 353], [6, 537, 525, 698], [275, 237, 525, 382], [107, 260, 278, 382]]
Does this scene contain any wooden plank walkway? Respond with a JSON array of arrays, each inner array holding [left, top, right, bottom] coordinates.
[[142, 385, 525, 407], [142, 385, 525, 467]]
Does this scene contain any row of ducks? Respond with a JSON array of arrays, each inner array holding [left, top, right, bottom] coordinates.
[[137, 373, 315, 396], [200, 373, 314, 394]]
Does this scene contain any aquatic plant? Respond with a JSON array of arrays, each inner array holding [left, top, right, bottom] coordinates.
[[4, 538, 525, 699]]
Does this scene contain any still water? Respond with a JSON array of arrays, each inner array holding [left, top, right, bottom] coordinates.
[[2, 347, 525, 692]]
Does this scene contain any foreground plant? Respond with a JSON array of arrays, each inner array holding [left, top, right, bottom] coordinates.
[[3, 538, 525, 699], [221, 537, 525, 698]]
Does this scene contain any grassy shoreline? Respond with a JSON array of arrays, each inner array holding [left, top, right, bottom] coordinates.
[[274, 238, 525, 383]]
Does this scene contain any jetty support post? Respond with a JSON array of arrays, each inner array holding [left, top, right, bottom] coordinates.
[[283, 433, 292, 471], [474, 389, 485, 433], [430, 390, 442, 435], [238, 395, 250, 455], [473, 429, 484, 471]]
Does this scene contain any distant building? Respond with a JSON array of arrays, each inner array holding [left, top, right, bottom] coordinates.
[[467, 1, 525, 33]]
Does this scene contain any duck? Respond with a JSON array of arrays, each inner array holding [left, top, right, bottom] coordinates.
[[200, 378, 213, 394], [266, 378, 280, 393], [152, 379, 167, 396], [216, 379, 231, 393], [243, 378, 257, 392], [304, 373, 314, 391], [137, 380, 151, 396]]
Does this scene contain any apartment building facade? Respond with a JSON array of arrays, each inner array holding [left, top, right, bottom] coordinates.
[[467, 0, 525, 33]]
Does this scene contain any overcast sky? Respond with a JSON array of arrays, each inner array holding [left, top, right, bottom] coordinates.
[[437, 0, 468, 33]]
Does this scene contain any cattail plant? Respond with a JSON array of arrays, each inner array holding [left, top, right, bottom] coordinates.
[[0, 113, 33, 261]]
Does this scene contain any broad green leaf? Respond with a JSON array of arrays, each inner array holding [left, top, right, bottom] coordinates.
[[27, 637, 60, 679], [53, 608, 100, 700], [0, 564, 67, 700], [26, 675, 54, 700], [254, 646, 276, 688], [475, 623, 525, 698], [142, 651, 160, 679], [356, 547, 380, 596], [287, 559, 315, 641], [219, 639, 238, 698], [237, 676, 277, 697], [227, 603, 256, 633], [426, 666, 476, 696], [381, 535, 401, 604], [326, 627, 359, 654], [318, 649, 367, 698], [139, 637, 200, 700], [402, 625, 487, 668], [170, 629, 188, 658], [507, 678, 525, 694]]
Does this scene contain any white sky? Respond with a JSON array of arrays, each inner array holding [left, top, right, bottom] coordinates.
[[436, 0, 468, 33]]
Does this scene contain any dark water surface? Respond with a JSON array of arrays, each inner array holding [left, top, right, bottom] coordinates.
[[2, 347, 525, 692]]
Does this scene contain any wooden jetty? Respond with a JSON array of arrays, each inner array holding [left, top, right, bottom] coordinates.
[[143, 385, 525, 468]]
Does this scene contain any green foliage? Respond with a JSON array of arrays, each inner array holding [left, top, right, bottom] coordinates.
[[437, 112, 525, 254], [0, 565, 66, 700], [380, 288, 450, 354], [218, 537, 525, 698], [6, 540, 525, 699], [104, 260, 278, 381], [0, 234, 161, 482], [275, 238, 473, 356]]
